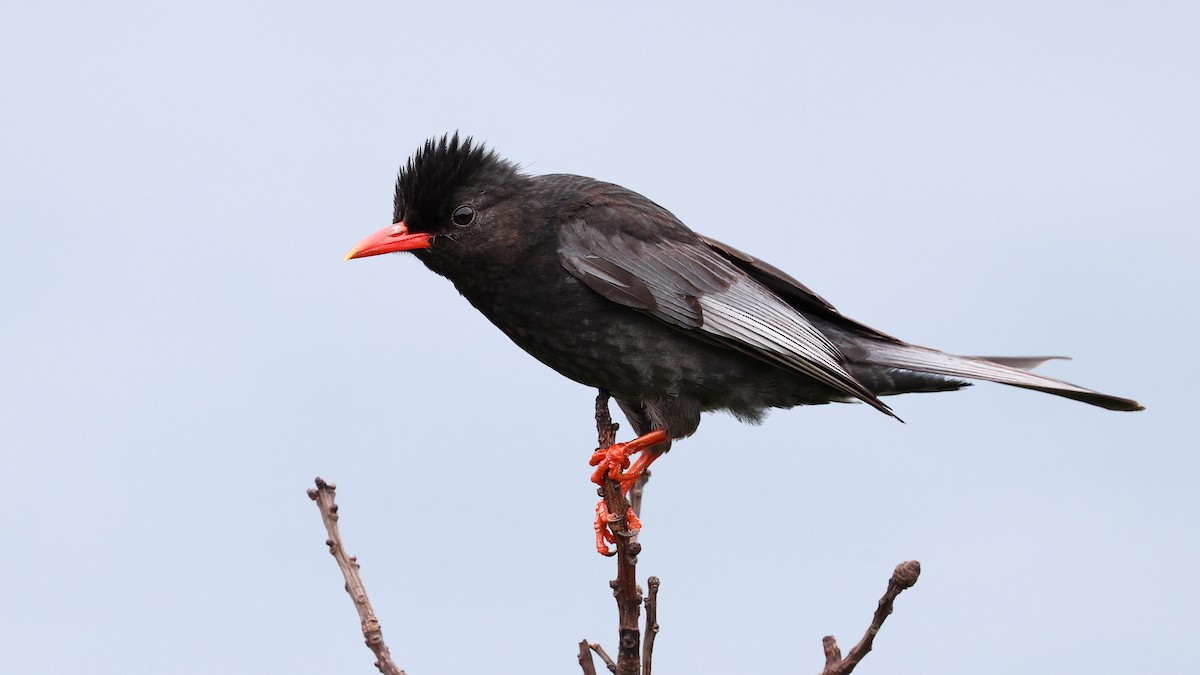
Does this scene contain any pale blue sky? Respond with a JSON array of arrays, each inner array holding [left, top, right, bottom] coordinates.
[[2, 2, 1196, 673]]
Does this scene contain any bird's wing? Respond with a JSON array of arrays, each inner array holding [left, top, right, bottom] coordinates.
[[556, 192, 894, 418], [699, 233, 902, 343]]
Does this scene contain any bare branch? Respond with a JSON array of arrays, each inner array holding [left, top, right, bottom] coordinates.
[[628, 472, 650, 522], [822, 635, 842, 670], [307, 409, 913, 675], [578, 640, 600, 675], [590, 643, 618, 673], [818, 560, 921, 675], [642, 576, 660, 675], [594, 390, 619, 448], [307, 478, 405, 675]]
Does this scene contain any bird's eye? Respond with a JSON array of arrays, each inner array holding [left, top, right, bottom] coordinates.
[[451, 205, 476, 227]]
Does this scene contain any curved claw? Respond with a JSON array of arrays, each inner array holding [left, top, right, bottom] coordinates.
[[594, 499, 642, 556], [590, 445, 631, 483], [623, 507, 642, 533], [589, 429, 670, 490], [594, 500, 617, 556]]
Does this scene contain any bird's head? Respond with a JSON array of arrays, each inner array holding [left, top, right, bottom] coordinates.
[[344, 133, 534, 277]]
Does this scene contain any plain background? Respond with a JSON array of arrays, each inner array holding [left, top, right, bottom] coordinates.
[[2, 2, 1196, 673]]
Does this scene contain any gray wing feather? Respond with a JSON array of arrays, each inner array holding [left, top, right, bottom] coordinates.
[[558, 248, 658, 311], [557, 217, 895, 417]]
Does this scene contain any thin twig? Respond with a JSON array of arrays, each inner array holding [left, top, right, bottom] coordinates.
[[628, 471, 650, 523], [595, 390, 619, 448], [578, 640, 600, 675], [307, 478, 405, 675], [590, 643, 618, 673], [819, 560, 921, 675], [642, 576, 660, 675]]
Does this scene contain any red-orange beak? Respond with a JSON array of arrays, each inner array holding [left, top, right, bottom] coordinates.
[[343, 222, 435, 260]]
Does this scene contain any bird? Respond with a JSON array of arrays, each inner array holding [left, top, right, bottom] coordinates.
[[344, 133, 1143, 552]]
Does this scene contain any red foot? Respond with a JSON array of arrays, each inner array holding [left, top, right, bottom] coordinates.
[[589, 429, 668, 555], [589, 429, 669, 493], [594, 499, 643, 556]]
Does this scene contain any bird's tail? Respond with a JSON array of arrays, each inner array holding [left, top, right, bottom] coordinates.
[[859, 342, 1144, 411]]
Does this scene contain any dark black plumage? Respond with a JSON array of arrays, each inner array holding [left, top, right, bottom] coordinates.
[[355, 134, 1143, 442]]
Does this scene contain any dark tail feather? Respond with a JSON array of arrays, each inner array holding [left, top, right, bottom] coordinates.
[[848, 365, 972, 396], [862, 343, 1144, 411]]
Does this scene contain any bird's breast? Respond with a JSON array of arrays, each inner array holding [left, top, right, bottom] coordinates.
[[453, 265, 700, 396]]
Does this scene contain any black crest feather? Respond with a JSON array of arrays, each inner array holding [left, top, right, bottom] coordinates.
[[393, 133, 513, 227]]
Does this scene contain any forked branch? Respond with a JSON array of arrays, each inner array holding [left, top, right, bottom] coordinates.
[[819, 560, 922, 675]]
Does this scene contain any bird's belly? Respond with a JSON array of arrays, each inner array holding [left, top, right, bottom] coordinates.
[[461, 274, 692, 391], [491, 299, 694, 396]]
